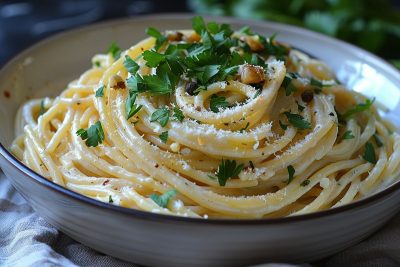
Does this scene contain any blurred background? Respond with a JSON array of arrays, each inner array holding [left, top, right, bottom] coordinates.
[[1, 0, 399, 68]]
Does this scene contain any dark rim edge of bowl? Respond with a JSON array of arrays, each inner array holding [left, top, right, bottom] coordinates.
[[1, 13, 400, 225]]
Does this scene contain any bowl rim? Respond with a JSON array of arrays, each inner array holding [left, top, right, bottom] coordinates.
[[1, 13, 400, 225]]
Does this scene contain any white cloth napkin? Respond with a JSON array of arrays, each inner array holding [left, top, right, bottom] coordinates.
[[1, 173, 399, 267]]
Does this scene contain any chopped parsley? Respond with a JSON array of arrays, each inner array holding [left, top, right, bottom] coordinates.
[[343, 98, 375, 119], [209, 159, 244, 186], [240, 122, 250, 133], [373, 134, 383, 147], [150, 107, 170, 127], [94, 61, 101, 67], [279, 120, 288, 130], [124, 55, 140, 74], [310, 78, 323, 87], [146, 27, 167, 51], [300, 179, 310, 187], [150, 189, 177, 208], [125, 92, 142, 119], [282, 72, 299, 96], [39, 99, 46, 116], [296, 101, 305, 112], [363, 142, 377, 164], [159, 131, 169, 143], [76, 121, 105, 147], [108, 195, 114, 203], [95, 85, 104, 97], [172, 107, 185, 122], [124, 17, 287, 99], [342, 130, 355, 140], [210, 94, 229, 113], [107, 42, 121, 60], [284, 112, 311, 130], [287, 165, 295, 184]]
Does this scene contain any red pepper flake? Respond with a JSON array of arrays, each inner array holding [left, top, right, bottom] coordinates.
[[301, 90, 314, 103], [154, 163, 159, 168], [3, 90, 10, 98], [102, 179, 110, 186]]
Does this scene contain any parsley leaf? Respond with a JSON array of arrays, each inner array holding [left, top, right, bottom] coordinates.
[[94, 61, 101, 67], [210, 94, 229, 113], [95, 85, 104, 97], [363, 142, 377, 164], [192, 16, 207, 34], [310, 78, 323, 87], [209, 159, 244, 186], [373, 134, 383, 147], [107, 42, 121, 60], [108, 195, 114, 203], [151, 107, 170, 127], [145, 27, 167, 50], [76, 121, 105, 147], [282, 72, 299, 96], [279, 120, 288, 130], [287, 165, 295, 184], [240, 122, 250, 133], [172, 107, 184, 122], [143, 50, 166, 68], [342, 130, 355, 140], [125, 92, 143, 120], [300, 179, 310, 187], [159, 131, 169, 143], [150, 189, 177, 208], [343, 98, 375, 119], [284, 112, 311, 130], [142, 73, 173, 95], [296, 101, 305, 112], [124, 55, 140, 74], [39, 99, 46, 116]]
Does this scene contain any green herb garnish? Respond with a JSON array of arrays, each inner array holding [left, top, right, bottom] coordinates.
[[160, 131, 169, 143], [108, 195, 114, 203], [343, 98, 375, 119], [296, 101, 305, 112], [95, 85, 104, 97], [363, 142, 377, 164], [342, 130, 355, 140], [279, 120, 288, 130], [210, 94, 229, 113], [150, 189, 177, 208], [282, 72, 299, 96], [125, 92, 142, 119], [209, 159, 244, 186], [150, 107, 170, 127], [287, 165, 295, 184], [124, 55, 140, 74], [39, 99, 46, 116], [240, 122, 250, 133], [107, 42, 121, 60], [172, 107, 185, 122], [76, 121, 105, 147], [300, 179, 310, 187], [284, 112, 311, 130], [145, 27, 167, 51]]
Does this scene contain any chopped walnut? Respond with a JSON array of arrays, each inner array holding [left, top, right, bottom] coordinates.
[[166, 31, 184, 42], [241, 35, 264, 52], [239, 64, 265, 84], [109, 74, 126, 90], [184, 32, 201, 43]]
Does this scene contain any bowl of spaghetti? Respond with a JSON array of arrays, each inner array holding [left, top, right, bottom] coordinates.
[[1, 14, 400, 267]]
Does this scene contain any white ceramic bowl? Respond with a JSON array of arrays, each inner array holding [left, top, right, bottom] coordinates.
[[1, 14, 400, 267]]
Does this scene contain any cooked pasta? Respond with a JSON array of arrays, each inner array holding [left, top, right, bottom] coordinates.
[[11, 17, 400, 219]]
